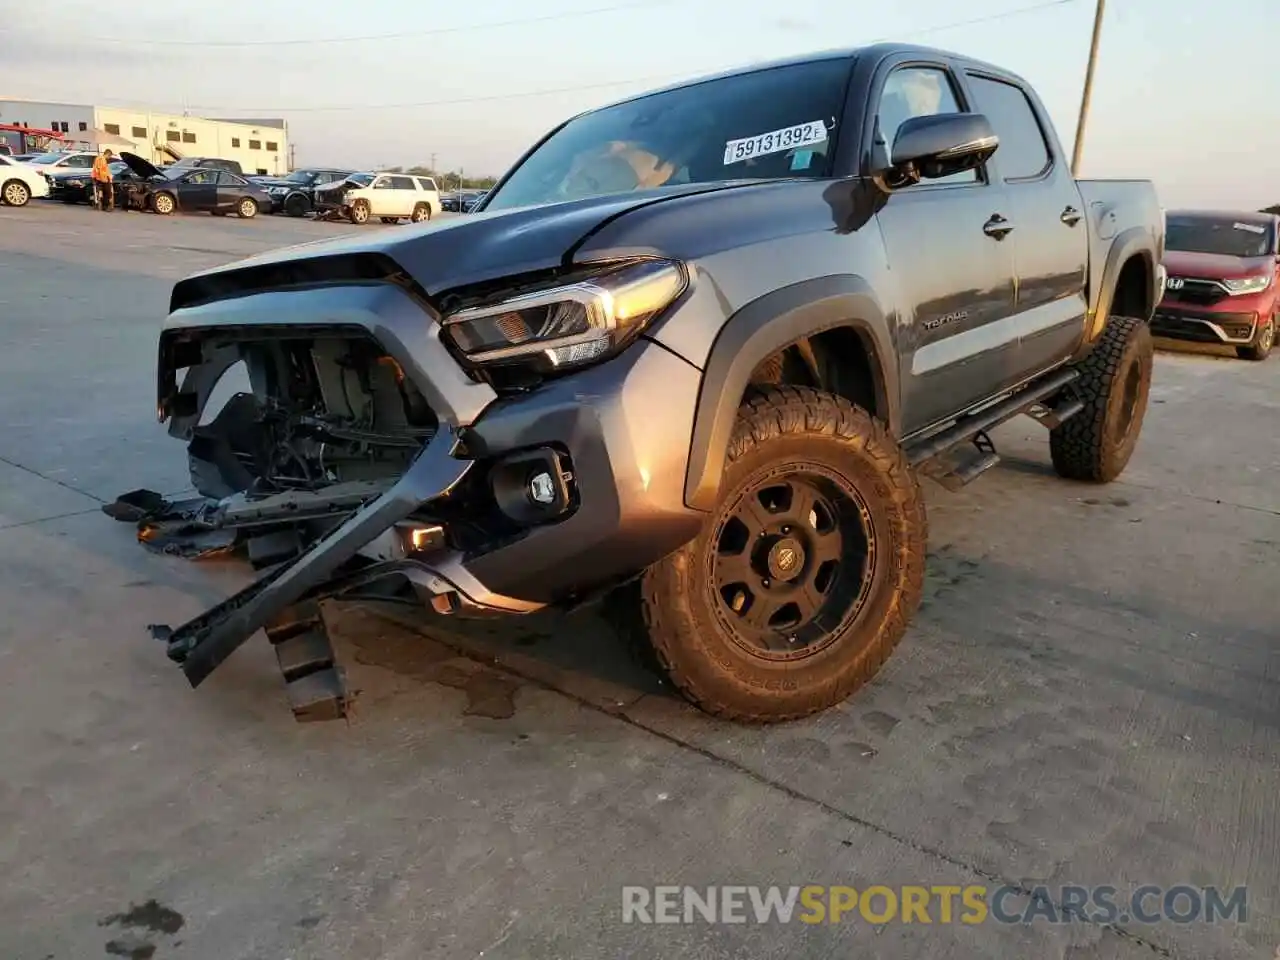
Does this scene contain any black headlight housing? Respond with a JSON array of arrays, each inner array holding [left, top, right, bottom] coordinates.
[[439, 258, 687, 386]]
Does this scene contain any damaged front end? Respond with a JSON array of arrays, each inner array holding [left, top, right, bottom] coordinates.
[[112, 265, 556, 720]]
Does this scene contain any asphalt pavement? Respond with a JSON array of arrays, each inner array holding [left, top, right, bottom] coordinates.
[[1, 201, 1277, 960]]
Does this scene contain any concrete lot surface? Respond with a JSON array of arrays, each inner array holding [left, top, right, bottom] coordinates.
[[0, 202, 1277, 960]]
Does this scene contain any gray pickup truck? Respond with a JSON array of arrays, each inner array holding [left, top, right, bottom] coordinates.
[[114, 43, 1165, 723]]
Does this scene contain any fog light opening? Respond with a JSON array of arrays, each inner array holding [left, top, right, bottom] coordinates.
[[490, 448, 575, 525], [528, 470, 556, 505]]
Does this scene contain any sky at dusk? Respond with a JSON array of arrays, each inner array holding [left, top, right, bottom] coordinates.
[[0, 0, 1275, 209]]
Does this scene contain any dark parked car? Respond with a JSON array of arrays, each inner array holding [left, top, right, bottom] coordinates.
[[117, 44, 1163, 724], [461, 190, 488, 212], [256, 168, 356, 216], [1152, 209, 1279, 361], [117, 153, 271, 217], [162, 156, 244, 176], [45, 160, 131, 204]]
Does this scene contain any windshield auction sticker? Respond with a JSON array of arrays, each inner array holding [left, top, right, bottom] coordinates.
[[723, 121, 828, 165]]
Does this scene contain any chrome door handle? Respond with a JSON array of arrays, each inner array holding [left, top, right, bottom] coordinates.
[[1061, 206, 1082, 227], [983, 214, 1014, 240]]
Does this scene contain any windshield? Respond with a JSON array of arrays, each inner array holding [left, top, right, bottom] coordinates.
[[1166, 217, 1275, 258], [484, 58, 853, 211], [347, 173, 373, 187], [284, 170, 315, 183], [29, 152, 69, 164]]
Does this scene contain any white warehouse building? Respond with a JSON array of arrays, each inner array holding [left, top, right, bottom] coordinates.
[[0, 100, 289, 176]]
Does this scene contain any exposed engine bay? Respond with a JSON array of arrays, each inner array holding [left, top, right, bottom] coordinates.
[[189, 335, 438, 500]]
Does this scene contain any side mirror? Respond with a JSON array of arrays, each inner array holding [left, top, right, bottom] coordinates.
[[888, 113, 999, 184]]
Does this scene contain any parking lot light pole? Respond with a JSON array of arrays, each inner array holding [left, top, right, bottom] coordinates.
[[1071, 0, 1106, 175]]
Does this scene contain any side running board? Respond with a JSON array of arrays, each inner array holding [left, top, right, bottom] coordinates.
[[904, 368, 1080, 466]]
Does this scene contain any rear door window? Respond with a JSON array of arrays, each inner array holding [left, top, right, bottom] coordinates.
[[965, 75, 1052, 180]]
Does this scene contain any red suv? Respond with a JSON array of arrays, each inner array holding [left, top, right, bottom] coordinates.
[[1153, 210, 1279, 360]]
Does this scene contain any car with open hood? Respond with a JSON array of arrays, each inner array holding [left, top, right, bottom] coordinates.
[[115, 44, 1164, 725], [116, 153, 273, 218], [1152, 210, 1279, 360]]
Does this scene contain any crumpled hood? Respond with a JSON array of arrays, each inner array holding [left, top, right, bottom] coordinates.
[[1163, 250, 1275, 280], [175, 182, 752, 299]]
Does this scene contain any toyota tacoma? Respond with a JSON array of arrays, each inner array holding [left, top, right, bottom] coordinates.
[[112, 44, 1165, 723]]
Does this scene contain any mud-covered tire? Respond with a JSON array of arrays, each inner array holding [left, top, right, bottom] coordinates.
[[1049, 314, 1153, 483], [615, 385, 927, 723], [1236, 314, 1274, 361]]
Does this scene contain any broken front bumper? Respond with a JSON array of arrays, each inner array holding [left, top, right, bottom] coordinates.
[[131, 279, 705, 711]]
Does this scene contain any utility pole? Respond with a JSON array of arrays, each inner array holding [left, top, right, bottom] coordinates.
[[1071, 0, 1106, 176], [430, 152, 437, 174]]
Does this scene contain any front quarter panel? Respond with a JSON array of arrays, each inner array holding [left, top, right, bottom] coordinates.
[[574, 178, 899, 511], [575, 178, 895, 366]]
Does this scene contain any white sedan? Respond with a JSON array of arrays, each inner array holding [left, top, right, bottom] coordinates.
[[0, 154, 51, 206]]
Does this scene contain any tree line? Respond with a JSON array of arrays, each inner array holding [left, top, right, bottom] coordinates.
[[384, 166, 497, 191]]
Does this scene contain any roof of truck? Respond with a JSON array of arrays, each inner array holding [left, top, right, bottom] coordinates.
[[586, 43, 1026, 114]]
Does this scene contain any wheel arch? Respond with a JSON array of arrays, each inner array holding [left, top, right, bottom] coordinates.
[[683, 274, 898, 511], [1090, 229, 1158, 342]]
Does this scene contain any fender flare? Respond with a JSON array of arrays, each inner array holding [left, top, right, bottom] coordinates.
[[683, 274, 897, 511], [1089, 226, 1158, 342]]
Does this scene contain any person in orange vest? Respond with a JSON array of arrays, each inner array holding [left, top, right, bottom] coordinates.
[[91, 148, 115, 211]]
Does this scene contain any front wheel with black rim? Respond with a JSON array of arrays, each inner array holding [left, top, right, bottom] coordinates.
[[283, 194, 308, 217], [617, 385, 927, 723], [1237, 314, 1275, 361]]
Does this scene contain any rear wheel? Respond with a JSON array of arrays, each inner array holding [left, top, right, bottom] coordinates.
[[1049, 314, 1153, 482], [1236, 313, 1274, 361], [411, 202, 431, 223], [151, 191, 176, 215], [614, 386, 927, 722], [237, 197, 258, 219], [2, 179, 31, 206], [349, 200, 370, 224]]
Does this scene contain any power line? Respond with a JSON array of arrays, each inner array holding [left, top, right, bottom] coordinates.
[[0, 0, 665, 47]]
